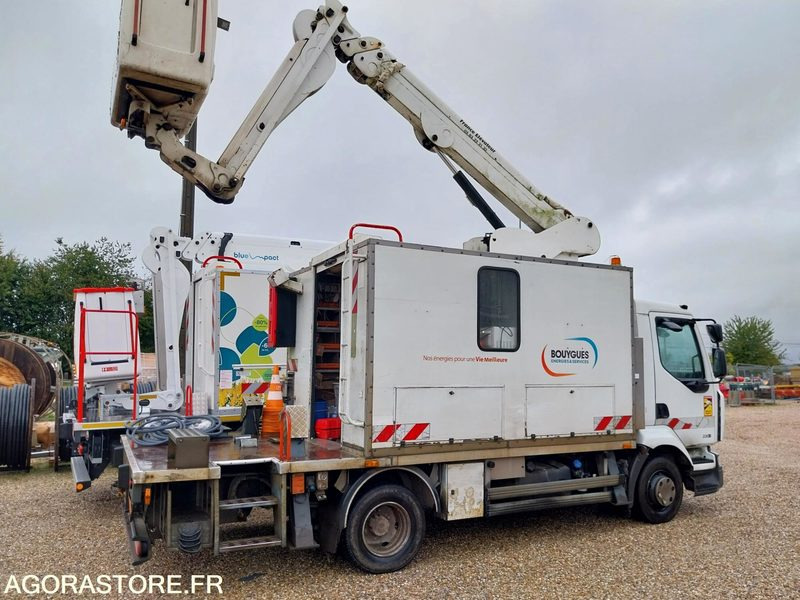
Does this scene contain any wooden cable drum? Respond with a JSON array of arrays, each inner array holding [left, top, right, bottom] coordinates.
[[0, 338, 56, 415], [0, 357, 25, 387]]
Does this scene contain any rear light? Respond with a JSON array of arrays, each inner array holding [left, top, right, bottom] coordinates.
[[291, 473, 305, 495]]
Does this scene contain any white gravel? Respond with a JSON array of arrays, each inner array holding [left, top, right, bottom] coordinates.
[[1, 403, 798, 599]]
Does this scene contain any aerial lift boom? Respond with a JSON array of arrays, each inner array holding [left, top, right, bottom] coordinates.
[[116, 0, 599, 259]]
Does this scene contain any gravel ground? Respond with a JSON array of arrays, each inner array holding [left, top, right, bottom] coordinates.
[[1, 403, 798, 599]]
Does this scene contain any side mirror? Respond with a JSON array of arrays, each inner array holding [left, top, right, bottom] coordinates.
[[707, 323, 723, 344], [712, 347, 727, 379]]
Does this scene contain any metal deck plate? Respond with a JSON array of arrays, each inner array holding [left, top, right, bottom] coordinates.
[[122, 435, 367, 484]]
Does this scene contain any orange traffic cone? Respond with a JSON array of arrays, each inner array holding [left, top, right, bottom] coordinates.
[[261, 366, 284, 437]]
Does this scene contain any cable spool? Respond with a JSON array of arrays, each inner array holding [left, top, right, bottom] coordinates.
[[0, 384, 33, 471], [0, 357, 25, 387], [0, 335, 63, 415]]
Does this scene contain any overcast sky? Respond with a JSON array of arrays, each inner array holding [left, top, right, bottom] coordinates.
[[1, 1, 798, 362]]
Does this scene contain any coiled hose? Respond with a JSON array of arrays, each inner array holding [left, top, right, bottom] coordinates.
[[126, 414, 227, 446]]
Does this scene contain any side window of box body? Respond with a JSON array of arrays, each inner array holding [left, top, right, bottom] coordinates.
[[477, 267, 520, 352]]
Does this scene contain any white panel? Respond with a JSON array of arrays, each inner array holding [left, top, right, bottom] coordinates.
[[73, 290, 140, 383], [443, 463, 484, 520], [526, 385, 615, 437], [191, 274, 216, 415], [390, 386, 503, 446]]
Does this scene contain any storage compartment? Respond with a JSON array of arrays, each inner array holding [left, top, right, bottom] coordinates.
[[387, 386, 503, 446], [441, 463, 484, 520], [111, 0, 218, 135], [525, 385, 618, 437]]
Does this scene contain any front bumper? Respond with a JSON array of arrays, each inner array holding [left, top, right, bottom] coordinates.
[[686, 463, 724, 496]]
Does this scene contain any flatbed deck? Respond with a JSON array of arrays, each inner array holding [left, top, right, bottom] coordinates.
[[122, 435, 370, 484]]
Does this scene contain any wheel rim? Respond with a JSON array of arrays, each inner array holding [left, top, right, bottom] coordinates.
[[648, 472, 677, 508], [361, 501, 412, 557]]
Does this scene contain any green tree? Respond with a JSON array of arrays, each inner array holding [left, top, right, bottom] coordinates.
[[0, 239, 32, 332], [723, 315, 785, 366], [138, 287, 156, 353]]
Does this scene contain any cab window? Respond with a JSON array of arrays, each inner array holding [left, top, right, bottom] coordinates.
[[656, 318, 705, 380]]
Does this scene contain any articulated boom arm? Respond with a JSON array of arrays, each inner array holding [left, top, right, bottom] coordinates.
[[134, 1, 600, 258]]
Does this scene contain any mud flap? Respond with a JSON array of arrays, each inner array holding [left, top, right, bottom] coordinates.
[[124, 510, 152, 565]]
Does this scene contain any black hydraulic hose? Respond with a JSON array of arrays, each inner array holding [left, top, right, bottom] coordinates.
[[126, 414, 226, 446]]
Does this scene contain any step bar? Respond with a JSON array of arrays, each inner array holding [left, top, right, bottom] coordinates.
[[219, 535, 282, 553], [219, 495, 278, 510], [488, 474, 622, 501], [487, 491, 614, 516]]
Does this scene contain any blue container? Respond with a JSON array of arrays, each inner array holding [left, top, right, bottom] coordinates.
[[312, 400, 328, 421]]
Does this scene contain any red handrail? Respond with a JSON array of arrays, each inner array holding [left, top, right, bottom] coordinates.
[[77, 307, 140, 423], [278, 408, 292, 461], [199, 0, 208, 62], [348, 223, 403, 242], [185, 385, 193, 417], [131, 0, 140, 45], [201, 255, 243, 269], [268, 286, 278, 350]]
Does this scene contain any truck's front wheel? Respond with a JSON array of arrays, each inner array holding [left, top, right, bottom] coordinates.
[[633, 456, 684, 524], [345, 484, 425, 573]]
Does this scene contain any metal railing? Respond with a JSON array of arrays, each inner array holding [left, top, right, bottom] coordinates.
[[76, 307, 140, 422]]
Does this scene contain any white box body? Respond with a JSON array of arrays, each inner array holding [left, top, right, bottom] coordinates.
[[295, 240, 634, 452]]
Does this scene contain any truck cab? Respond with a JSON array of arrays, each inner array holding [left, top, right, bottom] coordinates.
[[636, 301, 725, 496]]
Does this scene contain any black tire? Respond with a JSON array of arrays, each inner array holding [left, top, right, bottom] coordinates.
[[633, 456, 683, 524], [344, 484, 425, 573]]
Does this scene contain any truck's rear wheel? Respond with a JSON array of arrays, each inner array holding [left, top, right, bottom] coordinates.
[[633, 456, 683, 523], [344, 484, 425, 573]]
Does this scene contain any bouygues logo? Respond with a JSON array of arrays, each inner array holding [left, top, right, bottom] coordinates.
[[540, 337, 598, 377]]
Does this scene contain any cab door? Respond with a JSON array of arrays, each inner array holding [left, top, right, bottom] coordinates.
[[650, 313, 717, 447]]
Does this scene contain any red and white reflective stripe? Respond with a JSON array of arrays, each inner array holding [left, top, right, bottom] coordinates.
[[594, 415, 632, 431], [241, 382, 270, 395], [351, 268, 359, 315], [658, 417, 709, 430], [373, 423, 430, 443], [398, 422, 430, 441], [373, 424, 399, 443]]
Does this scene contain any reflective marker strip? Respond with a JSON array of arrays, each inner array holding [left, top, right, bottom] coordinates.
[[594, 415, 632, 431], [595, 416, 613, 431], [402, 423, 430, 441], [373, 423, 430, 443], [374, 424, 400, 443], [615, 415, 632, 430]]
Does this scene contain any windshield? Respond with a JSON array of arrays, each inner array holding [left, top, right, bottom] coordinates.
[[656, 318, 705, 381]]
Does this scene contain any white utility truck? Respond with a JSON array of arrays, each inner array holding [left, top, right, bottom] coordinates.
[[110, 1, 725, 573]]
